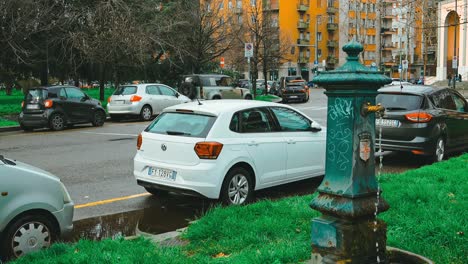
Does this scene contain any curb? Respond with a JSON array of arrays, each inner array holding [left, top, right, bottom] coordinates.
[[0, 125, 21, 133]]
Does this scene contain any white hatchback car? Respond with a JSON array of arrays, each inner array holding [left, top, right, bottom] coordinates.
[[134, 100, 326, 205], [107, 83, 191, 121]]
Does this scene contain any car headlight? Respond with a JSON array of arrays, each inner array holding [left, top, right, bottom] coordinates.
[[59, 181, 73, 203]]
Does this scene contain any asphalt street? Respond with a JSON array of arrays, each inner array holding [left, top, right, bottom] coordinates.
[[0, 88, 420, 223]]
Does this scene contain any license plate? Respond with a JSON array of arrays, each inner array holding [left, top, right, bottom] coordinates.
[[113, 100, 124, 105], [376, 119, 400, 127], [290, 95, 298, 98], [147, 167, 177, 181], [26, 104, 39, 109]]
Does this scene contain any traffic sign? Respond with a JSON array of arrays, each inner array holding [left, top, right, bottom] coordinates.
[[402, 60, 408, 70], [245, 43, 253, 58], [453, 56, 458, 69]]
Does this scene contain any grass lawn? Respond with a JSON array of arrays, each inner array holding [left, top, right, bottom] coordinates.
[[11, 154, 468, 264], [0, 88, 114, 127]]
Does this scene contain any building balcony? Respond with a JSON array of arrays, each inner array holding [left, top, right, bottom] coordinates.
[[327, 56, 338, 64], [298, 56, 310, 64], [381, 27, 397, 35], [327, 40, 338, 48], [297, 38, 310, 45], [297, 3, 309, 12], [264, 0, 279, 11], [426, 45, 437, 53], [382, 44, 396, 50], [233, 7, 242, 14], [382, 57, 396, 66], [383, 0, 397, 4], [297, 21, 309, 29], [327, 23, 338, 31], [327, 6, 338, 14]]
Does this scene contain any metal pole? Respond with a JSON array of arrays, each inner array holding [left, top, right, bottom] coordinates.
[[315, 15, 318, 72], [453, 0, 458, 89], [248, 57, 251, 81]]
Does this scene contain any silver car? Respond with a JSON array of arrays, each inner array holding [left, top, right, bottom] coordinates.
[[107, 83, 191, 121], [0, 155, 74, 260]]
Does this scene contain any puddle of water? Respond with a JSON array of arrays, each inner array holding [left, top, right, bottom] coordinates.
[[65, 177, 324, 242], [65, 195, 215, 242]]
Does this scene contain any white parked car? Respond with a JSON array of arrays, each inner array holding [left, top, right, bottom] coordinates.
[[107, 83, 191, 121], [134, 100, 326, 205]]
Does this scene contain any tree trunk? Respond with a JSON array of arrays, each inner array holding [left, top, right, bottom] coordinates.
[[99, 64, 105, 101], [5, 80, 13, 96]]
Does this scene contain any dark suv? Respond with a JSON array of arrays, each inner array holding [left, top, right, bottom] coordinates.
[[18, 86, 106, 131], [376, 85, 468, 162]]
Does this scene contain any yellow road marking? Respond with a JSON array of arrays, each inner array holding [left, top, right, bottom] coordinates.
[[74, 192, 151, 209]]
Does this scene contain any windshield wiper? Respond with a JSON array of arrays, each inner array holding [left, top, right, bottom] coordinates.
[[0, 155, 16, 165], [166, 131, 191, 136], [385, 107, 407, 111]]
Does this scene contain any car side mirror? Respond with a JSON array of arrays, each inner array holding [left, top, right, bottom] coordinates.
[[175, 93, 180, 98], [310, 122, 322, 132]]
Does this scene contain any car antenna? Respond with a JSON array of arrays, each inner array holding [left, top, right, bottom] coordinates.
[[196, 96, 202, 105]]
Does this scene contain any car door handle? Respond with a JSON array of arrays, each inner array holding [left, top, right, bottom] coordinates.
[[248, 141, 258, 146], [287, 139, 296, 144]]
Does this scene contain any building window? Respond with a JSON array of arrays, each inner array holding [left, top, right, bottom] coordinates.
[[220, 1, 223, 9], [238, 15, 243, 24], [228, 1, 232, 9], [251, 0, 256, 6], [317, 49, 322, 58], [317, 15, 322, 24], [306, 49, 310, 58], [317, 32, 322, 41], [237, 0, 242, 8], [291, 46, 296, 55]]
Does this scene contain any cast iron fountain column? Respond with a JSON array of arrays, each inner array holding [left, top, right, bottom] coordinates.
[[309, 40, 392, 263]]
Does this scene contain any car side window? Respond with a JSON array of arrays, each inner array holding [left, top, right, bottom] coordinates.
[[229, 108, 274, 133], [431, 90, 457, 110], [270, 107, 311, 132], [65, 87, 86, 100], [146, 85, 161, 95], [451, 92, 467, 112], [158, 85, 176, 96], [59, 88, 67, 99]]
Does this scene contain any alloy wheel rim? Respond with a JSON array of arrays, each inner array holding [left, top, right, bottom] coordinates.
[[52, 115, 63, 129], [436, 139, 444, 161], [142, 108, 151, 120], [228, 174, 249, 205], [11, 221, 51, 257]]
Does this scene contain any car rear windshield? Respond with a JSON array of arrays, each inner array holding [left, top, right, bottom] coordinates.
[[376, 93, 423, 111], [145, 112, 216, 138], [26, 89, 48, 101], [113, 86, 137, 95]]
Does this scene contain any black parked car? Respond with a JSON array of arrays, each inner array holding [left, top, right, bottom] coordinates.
[[18, 86, 106, 131], [376, 85, 468, 163], [279, 80, 310, 103]]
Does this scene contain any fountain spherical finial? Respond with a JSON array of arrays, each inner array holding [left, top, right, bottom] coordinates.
[[342, 40, 364, 59]]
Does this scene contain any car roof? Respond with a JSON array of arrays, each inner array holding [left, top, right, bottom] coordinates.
[[30, 85, 75, 90], [164, 100, 283, 116], [378, 84, 444, 95], [185, 74, 230, 78]]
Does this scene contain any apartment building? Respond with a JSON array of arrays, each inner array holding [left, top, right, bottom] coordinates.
[[214, 0, 434, 81]]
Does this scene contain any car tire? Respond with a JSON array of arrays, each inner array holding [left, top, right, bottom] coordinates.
[[428, 137, 445, 163], [92, 110, 106, 127], [179, 82, 197, 100], [0, 213, 58, 260], [49, 113, 65, 131], [304, 93, 310, 102], [140, 105, 152, 121], [220, 167, 254, 206], [245, 95, 253, 100], [283, 98, 288, 104], [19, 123, 33, 132], [144, 187, 169, 196]]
